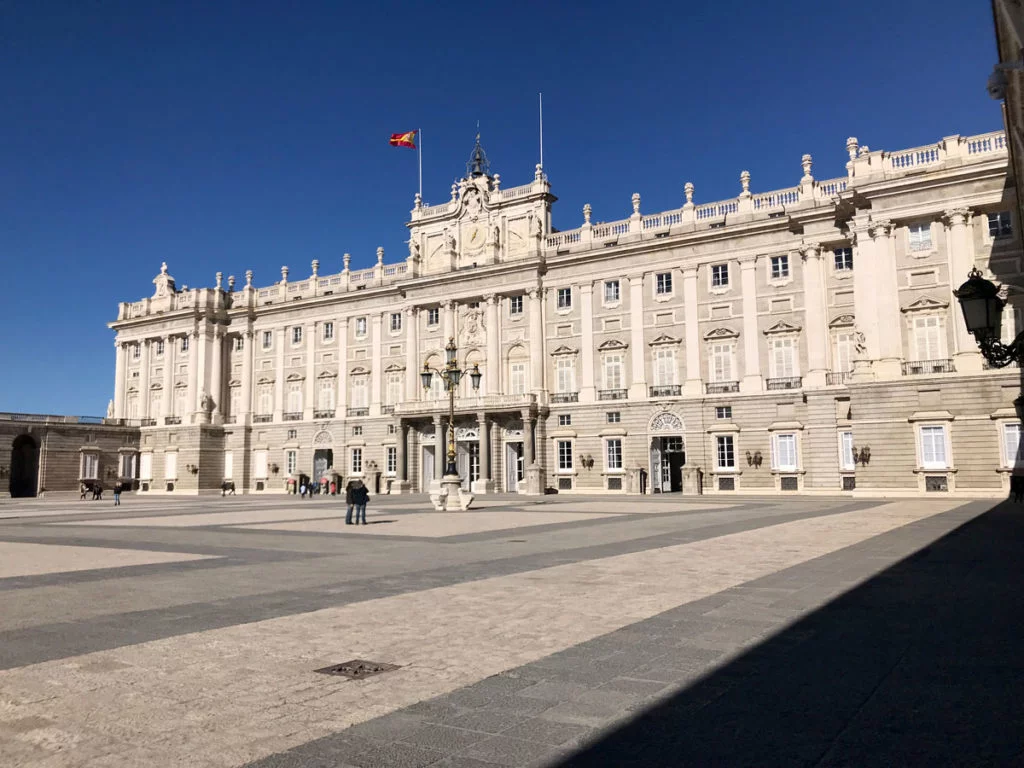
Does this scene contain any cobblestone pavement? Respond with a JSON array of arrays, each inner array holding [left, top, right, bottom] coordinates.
[[0, 493, 1012, 767]]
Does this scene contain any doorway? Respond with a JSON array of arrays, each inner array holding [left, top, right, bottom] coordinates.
[[505, 442, 524, 492], [456, 441, 480, 491], [10, 434, 40, 498], [313, 449, 333, 484], [421, 445, 435, 490], [650, 436, 685, 493]]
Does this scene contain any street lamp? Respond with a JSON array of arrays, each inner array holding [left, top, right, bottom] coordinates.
[[955, 267, 1024, 420], [421, 337, 482, 477]]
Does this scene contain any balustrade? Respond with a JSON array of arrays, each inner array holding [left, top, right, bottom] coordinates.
[[826, 371, 851, 385], [705, 381, 739, 394], [766, 376, 803, 391], [901, 359, 955, 375], [550, 392, 579, 403], [648, 385, 681, 397], [597, 388, 628, 401]]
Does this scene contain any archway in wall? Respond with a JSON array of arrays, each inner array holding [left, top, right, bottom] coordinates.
[[10, 434, 40, 498], [648, 412, 685, 493]]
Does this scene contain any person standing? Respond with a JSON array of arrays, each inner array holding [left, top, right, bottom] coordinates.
[[353, 480, 369, 525], [344, 479, 356, 524], [113, 482, 122, 506]]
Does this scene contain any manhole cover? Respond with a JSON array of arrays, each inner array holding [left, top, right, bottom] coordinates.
[[315, 659, 400, 679]]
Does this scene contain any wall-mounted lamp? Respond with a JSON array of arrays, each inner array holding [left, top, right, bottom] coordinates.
[[578, 454, 595, 470], [0, 465, 9, 479], [105, 466, 116, 479], [746, 450, 763, 468], [852, 446, 871, 466], [185, 463, 200, 475], [270, 463, 280, 475]]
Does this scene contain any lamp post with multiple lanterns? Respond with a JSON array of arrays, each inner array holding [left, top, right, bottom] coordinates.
[[421, 337, 482, 480]]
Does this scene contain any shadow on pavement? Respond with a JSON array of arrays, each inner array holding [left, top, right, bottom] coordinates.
[[557, 499, 1024, 767]]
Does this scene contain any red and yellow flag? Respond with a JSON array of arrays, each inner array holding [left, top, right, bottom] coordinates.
[[389, 130, 417, 149]]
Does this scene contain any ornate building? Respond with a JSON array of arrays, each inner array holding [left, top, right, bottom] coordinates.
[[108, 129, 1022, 497]]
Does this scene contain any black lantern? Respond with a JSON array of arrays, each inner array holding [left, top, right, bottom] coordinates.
[[469, 363, 482, 390], [954, 267, 1004, 341], [445, 337, 458, 365], [420, 363, 433, 391]]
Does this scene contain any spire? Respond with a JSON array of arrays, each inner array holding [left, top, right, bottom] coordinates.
[[466, 131, 490, 178]]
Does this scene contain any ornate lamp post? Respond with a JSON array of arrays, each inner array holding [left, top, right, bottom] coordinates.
[[421, 337, 482, 487], [955, 267, 1024, 419]]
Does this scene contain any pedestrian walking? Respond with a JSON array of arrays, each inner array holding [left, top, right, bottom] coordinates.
[[353, 480, 369, 525], [113, 482, 121, 506], [80, 482, 88, 501], [299, 483, 307, 498]]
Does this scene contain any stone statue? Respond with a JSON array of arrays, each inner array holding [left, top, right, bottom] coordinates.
[[200, 391, 214, 413], [408, 238, 420, 261], [487, 223, 500, 248], [531, 216, 543, 242], [854, 329, 867, 357], [106, 399, 115, 419], [444, 229, 457, 253]]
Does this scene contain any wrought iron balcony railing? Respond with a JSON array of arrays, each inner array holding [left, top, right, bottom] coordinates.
[[826, 371, 851, 385], [140, 418, 157, 427], [551, 392, 579, 403], [901, 359, 955, 375], [282, 412, 303, 421], [705, 381, 739, 394], [313, 410, 335, 419], [766, 377, 802, 391], [347, 407, 369, 417], [597, 388, 628, 401], [648, 385, 681, 397], [253, 414, 273, 423], [381, 405, 395, 414], [164, 416, 181, 425]]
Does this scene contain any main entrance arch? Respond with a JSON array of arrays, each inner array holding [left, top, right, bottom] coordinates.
[[648, 412, 685, 493], [10, 434, 40, 498]]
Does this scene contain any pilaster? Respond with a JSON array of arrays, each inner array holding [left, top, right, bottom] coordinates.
[[187, 330, 200, 424], [682, 268, 703, 396], [528, 289, 544, 395], [210, 328, 224, 423], [801, 243, 829, 388], [850, 216, 879, 381], [580, 283, 596, 402], [484, 295, 499, 397], [628, 274, 647, 399], [113, 340, 127, 419], [337, 317, 348, 417], [870, 220, 903, 380], [304, 321, 316, 420], [273, 327, 285, 421], [739, 258, 762, 393], [945, 208, 984, 372], [240, 330, 253, 424], [370, 314, 382, 417], [139, 340, 151, 419], [162, 336, 175, 419], [405, 306, 419, 401]]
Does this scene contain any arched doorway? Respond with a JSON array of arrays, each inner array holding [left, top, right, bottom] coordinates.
[[10, 434, 40, 498], [649, 412, 685, 493]]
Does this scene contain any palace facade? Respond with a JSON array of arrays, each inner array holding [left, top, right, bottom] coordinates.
[[106, 129, 1023, 497]]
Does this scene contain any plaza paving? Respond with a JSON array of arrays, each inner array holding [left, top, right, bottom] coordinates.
[[0, 492, 1020, 766]]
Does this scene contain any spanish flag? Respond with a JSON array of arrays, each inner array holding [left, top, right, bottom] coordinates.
[[389, 130, 417, 149]]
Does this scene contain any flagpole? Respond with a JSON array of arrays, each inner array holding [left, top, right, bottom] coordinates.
[[538, 93, 544, 169], [418, 128, 423, 199]]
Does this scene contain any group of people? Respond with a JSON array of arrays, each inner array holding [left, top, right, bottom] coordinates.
[[80, 481, 127, 505]]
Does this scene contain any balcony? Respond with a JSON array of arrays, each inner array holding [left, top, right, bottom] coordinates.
[[766, 377, 802, 391], [551, 392, 579, 403], [381, 405, 395, 414], [140, 418, 157, 427], [597, 388, 628, 401], [901, 359, 955, 376], [313, 410, 335, 419], [164, 416, 181, 425], [253, 414, 273, 423], [648, 385, 681, 398], [826, 371, 851, 386], [393, 393, 537, 417], [705, 381, 739, 394], [282, 412, 303, 421], [347, 407, 369, 417]]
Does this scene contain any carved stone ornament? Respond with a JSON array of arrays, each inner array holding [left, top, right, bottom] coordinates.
[[200, 391, 214, 412], [455, 427, 479, 441], [313, 430, 333, 446], [853, 328, 867, 357], [152, 262, 176, 298], [461, 307, 485, 346], [649, 411, 684, 434], [106, 399, 115, 418]]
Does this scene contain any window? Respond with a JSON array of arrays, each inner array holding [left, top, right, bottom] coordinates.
[[604, 280, 620, 304], [988, 211, 1012, 238], [555, 357, 575, 393], [912, 316, 945, 361], [769, 338, 797, 378], [390, 312, 402, 332], [427, 307, 440, 325], [653, 348, 675, 386], [286, 383, 302, 413], [386, 446, 397, 475], [164, 451, 178, 480], [351, 376, 368, 408], [262, 331, 273, 350], [715, 406, 732, 420], [602, 354, 623, 389], [287, 429, 297, 439], [557, 440, 573, 471], [351, 447, 363, 474], [285, 450, 297, 475], [234, 337, 244, 352], [154, 340, 164, 356], [132, 344, 141, 359], [716, 435, 735, 470], [711, 264, 729, 287], [291, 326, 303, 345], [181, 336, 190, 353], [139, 453, 153, 480], [253, 449, 268, 479], [710, 343, 733, 382], [920, 425, 948, 469], [387, 424, 395, 435], [557, 287, 572, 309], [257, 384, 273, 415], [908, 223, 932, 252], [834, 247, 853, 271], [468, 301, 480, 309], [318, 380, 335, 411], [840, 431, 855, 470], [509, 362, 527, 395], [770, 255, 789, 279], [558, 414, 572, 426], [510, 295, 524, 315], [606, 411, 621, 423], [323, 322, 334, 341], [386, 373, 402, 405], [1003, 422, 1022, 468], [834, 332, 854, 373], [80, 452, 99, 480], [223, 451, 233, 479], [352, 425, 363, 436], [355, 317, 368, 337], [771, 433, 798, 471], [606, 438, 623, 471], [655, 272, 673, 295]]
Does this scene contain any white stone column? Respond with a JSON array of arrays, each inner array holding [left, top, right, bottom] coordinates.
[[871, 220, 904, 380], [580, 282, 596, 402], [434, 413, 445, 480], [683, 268, 702, 396], [113, 340, 127, 419], [945, 208, 983, 372], [739, 258, 762, 392], [195, 326, 210, 420], [485, 294, 499, 397], [405, 306, 419, 400], [240, 329, 253, 423], [528, 288, 544, 395], [628, 274, 647, 399], [442, 300, 455, 344], [370, 313, 382, 417], [473, 411, 492, 494], [139, 339, 151, 419], [162, 336, 175, 419], [304, 321, 316, 419], [801, 244, 829, 388], [273, 327, 285, 420], [337, 318, 348, 416], [187, 330, 200, 423], [850, 217, 879, 381], [210, 328, 224, 422]]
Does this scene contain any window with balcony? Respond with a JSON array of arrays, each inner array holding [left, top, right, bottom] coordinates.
[[908, 223, 932, 252], [834, 247, 853, 271], [555, 357, 576, 395], [988, 211, 1013, 239], [655, 272, 673, 295], [653, 348, 675, 386], [509, 362, 527, 395], [557, 440, 573, 472], [509, 295, 523, 315], [386, 373, 402, 405], [912, 316, 945, 361], [602, 354, 623, 390], [711, 264, 729, 287], [834, 332, 854, 373], [350, 377, 368, 409], [286, 384, 302, 415], [716, 435, 735, 470], [710, 343, 734, 383], [604, 280, 620, 304], [770, 255, 789, 280], [769, 338, 797, 379], [257, 384, 273, 416], [318, 380, 335, 412]]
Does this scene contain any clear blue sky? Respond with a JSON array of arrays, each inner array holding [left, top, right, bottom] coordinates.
[[0, 0, 1002, 415]]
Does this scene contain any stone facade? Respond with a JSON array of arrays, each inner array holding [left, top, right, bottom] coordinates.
[[106, 130, 1023, 497]]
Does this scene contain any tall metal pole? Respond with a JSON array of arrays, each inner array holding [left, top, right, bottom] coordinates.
[[446, 373, 456, 475]]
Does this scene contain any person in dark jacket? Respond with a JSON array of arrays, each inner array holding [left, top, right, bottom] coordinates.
[[352, 480, 369, 525], [345, 480, 357, 524]]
